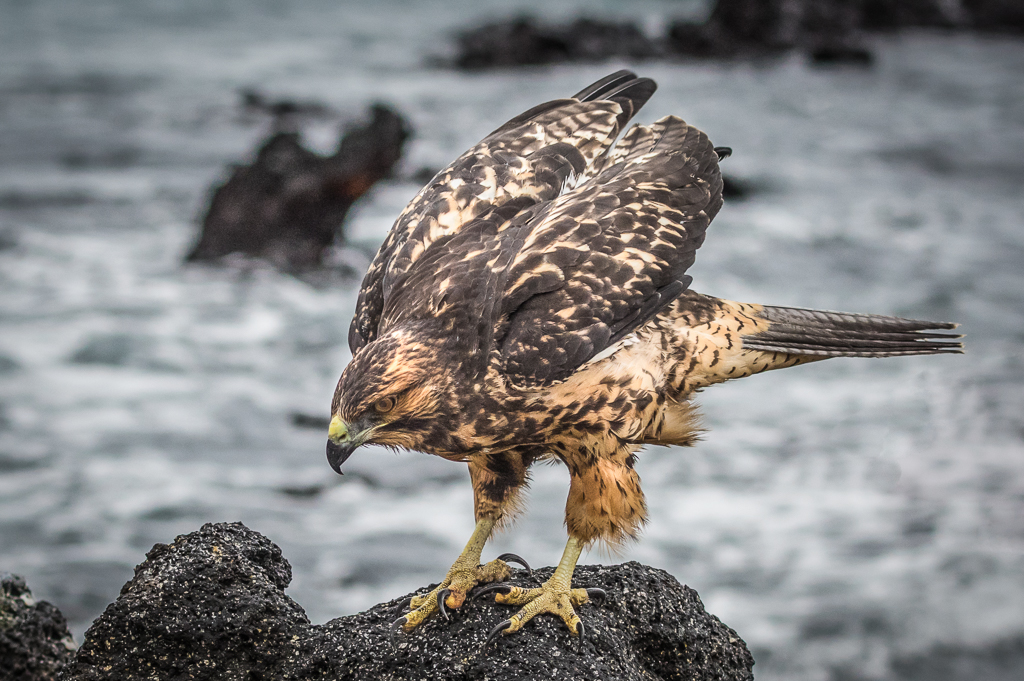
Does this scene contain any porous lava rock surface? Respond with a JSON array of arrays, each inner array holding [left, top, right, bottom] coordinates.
[[1, 573, 77, 681], [59, 522, 754, 680]]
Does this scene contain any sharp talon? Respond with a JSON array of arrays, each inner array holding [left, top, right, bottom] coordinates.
[[437, 588, 452, 621], [390, 616, 407, 648], [496, 552, 533, 576], [576, 620, 585, 640], [586, 588, 607, 606], [394, 597, 412, 617], [486, 619, 512, 644], [714, 146, 732, 160], [473, 583, 513, 602]]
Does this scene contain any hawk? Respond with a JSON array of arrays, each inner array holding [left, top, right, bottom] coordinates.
[[326, 71, 962, 642]]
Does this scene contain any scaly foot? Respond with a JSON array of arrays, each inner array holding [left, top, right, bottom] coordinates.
[[478, 580, 606, 640], [393, 552, 531, 634]]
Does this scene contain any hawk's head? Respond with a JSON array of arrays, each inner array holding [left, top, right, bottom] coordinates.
[[327, 328, 456, 473]]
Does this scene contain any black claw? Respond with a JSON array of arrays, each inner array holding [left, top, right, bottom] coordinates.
[[473, 583, 513, 602], [585, 588, 607, 606], [486, 619, 512, 644], [714, 146, 732, 160], [576, 620, 586, 640], [390, 616, 407, 648], [394, 597, 412, 617], [496, 552, 533, 576], [436, 588, 452, 621]]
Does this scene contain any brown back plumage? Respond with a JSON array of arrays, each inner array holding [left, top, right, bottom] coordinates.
[[349, 71, 655, 354], [350, 73, 724, 391], [496, 116, 723, 386]]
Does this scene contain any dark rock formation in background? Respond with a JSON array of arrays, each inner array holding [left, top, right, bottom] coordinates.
[[963, 0, 1024, 33], [668, 0, 875, 63], [238, 88, 333, 121], [451, 1, 1024, 70], [187, 104, 410, 271], [59, 522, 754, 681], [1, 574, 76, 681], [668, 0, 1024, 62], [666, 0, 1024, 63], [454, 17, 661, 69]]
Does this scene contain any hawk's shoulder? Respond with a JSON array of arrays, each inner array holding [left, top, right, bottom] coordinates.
[[495, 116, 724, 388], [348, 72, 656, 353]]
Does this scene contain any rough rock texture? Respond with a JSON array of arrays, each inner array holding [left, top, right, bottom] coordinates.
[[187, 104, 410, 270], [60, 522, 754, 681], [1, 573, 77, 681]]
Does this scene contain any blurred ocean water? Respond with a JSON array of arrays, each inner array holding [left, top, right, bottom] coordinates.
[[1, 1, 1023, 679]]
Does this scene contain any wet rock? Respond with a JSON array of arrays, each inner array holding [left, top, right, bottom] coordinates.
[[809, 43, 874, 66], [453, 16, 661, 69], [238, 88, 333, 122], [721, 175, 758, 200], [860, 0, 961, 31], [451, 1, 1022, 71], [60, 521, 754, 680], [669, 0, 1024, 64], [289, 412, 331, 430], [187, 104, 410, 270], [668, 0, 872, 60], [964, 0, 1024, 34], [1, 573, 77, 681]]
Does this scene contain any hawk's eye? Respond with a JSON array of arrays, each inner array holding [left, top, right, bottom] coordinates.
[[374, 396, 396, 414]]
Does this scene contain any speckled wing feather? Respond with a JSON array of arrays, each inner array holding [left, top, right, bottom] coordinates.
[[374, 205, 525, 370], [662, 292, 963, 394], [496, 116, 724, 387], [348, 72, 656, 353]]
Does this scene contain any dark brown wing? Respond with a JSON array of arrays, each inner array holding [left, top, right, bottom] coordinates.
[[495, 116, 724, 387], [348, 72, 656, 353]]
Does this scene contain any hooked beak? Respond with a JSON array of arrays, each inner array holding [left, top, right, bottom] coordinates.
[[326, 415, 365, 475]]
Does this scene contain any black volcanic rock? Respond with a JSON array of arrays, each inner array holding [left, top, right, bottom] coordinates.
[[668, 0, 871, 60], [452, 1, 1023, 71], [1, 573, 76, 681], [964, 0, 1024, 33], [453, 16, 661, 69], [187, 104, 410, 270], [668, 0, 1024, 59], [59, 522, 754, 681]]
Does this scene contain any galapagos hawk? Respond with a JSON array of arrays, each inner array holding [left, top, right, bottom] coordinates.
[[326, 71, 962, 642]]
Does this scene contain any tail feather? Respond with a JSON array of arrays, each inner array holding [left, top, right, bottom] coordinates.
[[742, 305, 963, 357]]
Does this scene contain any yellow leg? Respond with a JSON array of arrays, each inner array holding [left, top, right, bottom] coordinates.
[[395, 516, 529, 632], [483, 535, 605, 641]]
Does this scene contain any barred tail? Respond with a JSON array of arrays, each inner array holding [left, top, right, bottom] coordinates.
[[741, 305, 963, 358], [661, 293, 963, 394]]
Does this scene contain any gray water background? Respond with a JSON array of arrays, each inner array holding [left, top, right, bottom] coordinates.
[[1, 1, 1023, 679]]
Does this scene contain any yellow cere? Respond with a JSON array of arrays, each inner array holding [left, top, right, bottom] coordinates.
[[328, 416, 349, 443]]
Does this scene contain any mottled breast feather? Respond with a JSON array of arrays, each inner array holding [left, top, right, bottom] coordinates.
[[495, 116, 724, 388], [349, 72, 656, 353]]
